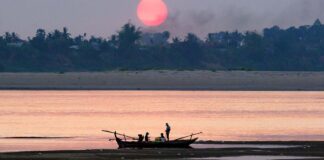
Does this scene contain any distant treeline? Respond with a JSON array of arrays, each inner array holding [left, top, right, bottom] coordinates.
[[0, 19, 324, 72]]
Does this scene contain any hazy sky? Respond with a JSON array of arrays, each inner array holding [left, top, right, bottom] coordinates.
[[0, 0, 324, 38]]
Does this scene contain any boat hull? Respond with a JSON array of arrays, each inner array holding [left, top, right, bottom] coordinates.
[[116, 138, 198, 149]]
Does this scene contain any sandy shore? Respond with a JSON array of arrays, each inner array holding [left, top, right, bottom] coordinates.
[[0, 71, 324, 90], [1, 141, 324, 160]]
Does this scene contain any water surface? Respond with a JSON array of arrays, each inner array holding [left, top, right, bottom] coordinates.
[[0, 91, 323, 152]]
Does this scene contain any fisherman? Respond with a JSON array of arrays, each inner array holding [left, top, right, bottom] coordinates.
[[138, 134, 144, 142], [165, 123, 171, 141], [144, 132, 150, 142], [160, 133, 166, 142]]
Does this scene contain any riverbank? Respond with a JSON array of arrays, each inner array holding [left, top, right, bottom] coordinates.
[[1, 141, 324, 160], [0, 71, 324, 90]]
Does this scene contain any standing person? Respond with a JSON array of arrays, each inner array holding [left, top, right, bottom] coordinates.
[[144, 132, 150, 142], [165, 123, 171, 141]]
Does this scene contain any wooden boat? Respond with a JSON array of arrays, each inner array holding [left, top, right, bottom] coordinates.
[[102, 130, 201, 149], [115, 136, 198, 148]]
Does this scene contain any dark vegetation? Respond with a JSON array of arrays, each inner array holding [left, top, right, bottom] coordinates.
[[0, 19, 324, 72]]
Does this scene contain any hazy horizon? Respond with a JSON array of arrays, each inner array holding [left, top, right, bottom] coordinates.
[[0, 0, 324, 38]]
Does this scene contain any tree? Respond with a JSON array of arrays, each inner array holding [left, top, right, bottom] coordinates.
[[47, 27, 73, 52], [313, 19, 322, 26], [169, 33, 204, 68], [4, 32, 21, 43], [162, 31, 170, 40], [116, 23, 141, 54], [0, 21, 323, 72], [31, 29, 47, 51]]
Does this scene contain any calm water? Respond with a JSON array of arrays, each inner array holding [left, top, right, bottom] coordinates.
[[0, 91, 324, 152]]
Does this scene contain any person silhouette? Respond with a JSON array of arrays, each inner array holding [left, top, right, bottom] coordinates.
[[160, 133, 166, 142], [144, 132, 150, 142], [138, 134, 144, 142], [165, 123, 171, 141]]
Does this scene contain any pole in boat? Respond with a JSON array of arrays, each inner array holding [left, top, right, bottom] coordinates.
[[102, 130, 138, 140], [174, 132, 203, 141]]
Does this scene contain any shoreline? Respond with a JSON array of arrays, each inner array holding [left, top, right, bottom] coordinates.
[[0, 71, 324, 91], [1, 141, 324, 160], [196, 141, 324, 145]]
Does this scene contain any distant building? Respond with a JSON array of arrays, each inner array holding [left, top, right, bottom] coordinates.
[[208, 32, 227, 43], [208, 32, 244, 48], [7, 42, 24, 48], [69, 42, 100, 51], [69, 45, 80, 50], [139, 31, 170, 46]]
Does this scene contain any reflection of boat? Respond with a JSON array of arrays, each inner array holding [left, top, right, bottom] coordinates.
[[102, 130, 201, 149], [115, 136, 198, 149]]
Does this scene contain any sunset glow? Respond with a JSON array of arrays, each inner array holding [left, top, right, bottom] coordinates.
[[137, 0, 168, 27]]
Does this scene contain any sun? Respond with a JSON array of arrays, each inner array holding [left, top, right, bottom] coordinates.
[[137, 0, 169, 27]]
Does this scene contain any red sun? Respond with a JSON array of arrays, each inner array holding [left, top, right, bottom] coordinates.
[[137, 0, 168, 27]]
